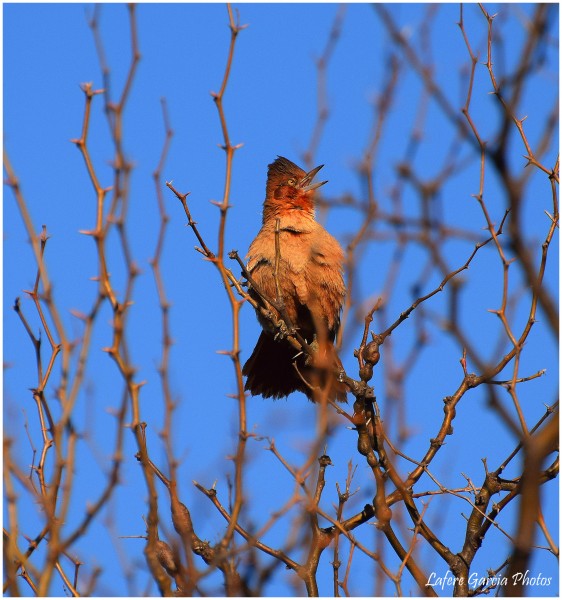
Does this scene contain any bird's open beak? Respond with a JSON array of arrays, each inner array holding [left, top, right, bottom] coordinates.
[[299, 164, 328, 192]]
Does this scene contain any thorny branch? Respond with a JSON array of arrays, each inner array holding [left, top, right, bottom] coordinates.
[[5, 3, 558, 597]]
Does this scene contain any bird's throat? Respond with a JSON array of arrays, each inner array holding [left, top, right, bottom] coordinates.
[[263, 193, 315, 222]]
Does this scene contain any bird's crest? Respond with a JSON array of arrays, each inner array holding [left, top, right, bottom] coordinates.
[[267, 156, 306, 180]]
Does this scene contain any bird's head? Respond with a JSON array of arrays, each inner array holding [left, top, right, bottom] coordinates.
[[265, 156, 327, 213]]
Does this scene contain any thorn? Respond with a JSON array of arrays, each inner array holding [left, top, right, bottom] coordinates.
[[70, 310, 88, 321]]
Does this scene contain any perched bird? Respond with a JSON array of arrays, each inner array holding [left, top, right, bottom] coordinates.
[[242, 156, 347, 402]]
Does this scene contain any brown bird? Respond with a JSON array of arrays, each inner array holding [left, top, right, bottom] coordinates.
[[242, 156, 347, 402]]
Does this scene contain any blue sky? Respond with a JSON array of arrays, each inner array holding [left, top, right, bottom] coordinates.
[[4, 3, 559, 597]]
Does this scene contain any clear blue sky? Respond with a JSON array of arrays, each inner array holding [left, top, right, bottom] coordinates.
[[4, 3, 559, 597]]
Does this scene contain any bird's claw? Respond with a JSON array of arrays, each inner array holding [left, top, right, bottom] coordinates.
[[274, 319, 290, 341]]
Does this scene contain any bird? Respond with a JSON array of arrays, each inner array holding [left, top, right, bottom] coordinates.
[[242, 156, 347, 402]]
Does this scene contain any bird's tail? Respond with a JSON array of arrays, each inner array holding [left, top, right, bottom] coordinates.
[[243, 332, 347, 402]]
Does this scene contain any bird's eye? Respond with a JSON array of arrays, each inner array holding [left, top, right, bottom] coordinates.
[[287, 178, 296, 186]]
